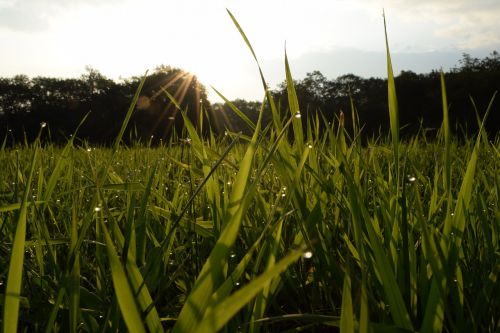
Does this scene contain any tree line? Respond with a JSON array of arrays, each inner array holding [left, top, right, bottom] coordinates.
[[1, 52, 499, 145]]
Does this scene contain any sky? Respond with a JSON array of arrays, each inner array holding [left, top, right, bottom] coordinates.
[[1, 0, 499, 102]]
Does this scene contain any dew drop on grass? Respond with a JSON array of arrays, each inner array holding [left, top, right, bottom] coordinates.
[[230, 252, 236, 258], [307, 142, 313, 149], [40, 122, 47, 128], [86, 148, 91, 152], [302, 251, 313, 259], [295, 112, 302, 119], [408, 176, 416, 182], [94, 206, 101, 212]]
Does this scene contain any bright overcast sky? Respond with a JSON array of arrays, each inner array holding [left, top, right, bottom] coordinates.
[[1, 0, 499, 102]]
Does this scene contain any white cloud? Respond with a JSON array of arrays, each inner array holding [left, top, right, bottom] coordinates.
[[0, 0, 122, 31], [359, 0, 500, 50]]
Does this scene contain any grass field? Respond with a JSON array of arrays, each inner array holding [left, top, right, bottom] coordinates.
[[1, 11, 499, 333]]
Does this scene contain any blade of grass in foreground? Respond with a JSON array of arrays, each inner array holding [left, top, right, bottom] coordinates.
[[422, 92, 496, 332], [193, 247, 305, 333], [99, 218, 146, 333], [172, 86, 264, 333], [113, 72, 148, 152], [3, 145, 38, 333], [383, 12, 400, 178], [440, 71, 451, 202], [340, 270, 354, 333], [338, 160, 413, 330], [285, 50, 304, 149]]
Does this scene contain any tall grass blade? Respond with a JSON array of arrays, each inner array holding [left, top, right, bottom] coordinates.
[[340, 270, 354, 333], [383, 12, 400, 176], [113, 72, 148, 152], [172, 69, 264, 333], [99, 218, 147, 333], [3, 146, 38, 333], [193, 247, 305, 333]]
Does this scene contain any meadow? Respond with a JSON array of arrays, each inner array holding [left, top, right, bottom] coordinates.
[[1, 12, 499, 332]]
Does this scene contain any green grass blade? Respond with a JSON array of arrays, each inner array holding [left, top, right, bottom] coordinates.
[[113, 72, 148, 152], [285, 50, 304, 149], [193, 247, 305, 333], [69, 204, 80, 333], [212, 87, 256, 131], [3, 145, 38, 333], [99, 218, 147, 333], [172, 77, 264, 333], [340, 270, 354, 333], [440, 71, 451, 198], [383, 12, 400, 177]]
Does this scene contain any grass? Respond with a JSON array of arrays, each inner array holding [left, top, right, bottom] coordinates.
[[1, 10, 499, 333]]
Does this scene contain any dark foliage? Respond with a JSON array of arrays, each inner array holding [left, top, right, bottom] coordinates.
[[268, 51, 500, 140], [0, 52, 499, 145], [0, 66, 211, 145]]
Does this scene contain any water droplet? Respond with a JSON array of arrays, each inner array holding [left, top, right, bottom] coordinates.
[[307, 142, 313, 149], [94, 206, 101, 212], [295, 112, 302, 119], [40, 122, 47, 128], [86, 148, 91, 152], [303, 251, 313, 259], [168, 116, 175, 120], [227, 181, 232, 186], [408, 176, 416, 182], [235, 282, 240, 286], [230, 252, 236, 258]]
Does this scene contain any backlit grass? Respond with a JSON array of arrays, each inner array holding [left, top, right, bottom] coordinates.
[[1, 10, 499, 333]]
